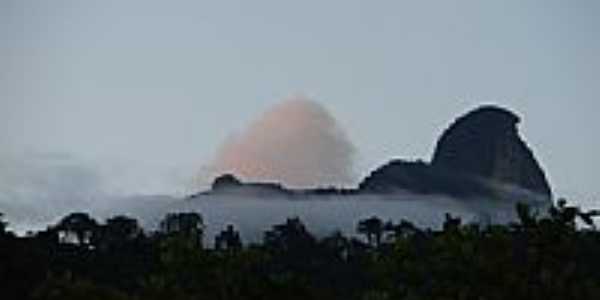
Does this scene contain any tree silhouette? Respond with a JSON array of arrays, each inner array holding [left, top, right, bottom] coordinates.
[[56, 212, 99, 247], [357, 216, 384, 247], [264, 217, 316, 251], [516, 202, 538, 229], [159, 212, 204, 248], [0, 212, 7, 235], [96, 215, 143, 250], [320, 230, 350, 259], [384, 219, 420, 241], [442, 213, 462, 231], [214, 224, 242, 252], [549, 198, 600, 229]]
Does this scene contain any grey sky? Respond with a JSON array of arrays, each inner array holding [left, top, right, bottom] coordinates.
[[1, 1, 599, 203]]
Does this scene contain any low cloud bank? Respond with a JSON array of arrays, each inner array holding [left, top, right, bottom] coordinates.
[[0, 151, 546, 240], [0, 151, 181, 233], [160, 193, 528, 244]]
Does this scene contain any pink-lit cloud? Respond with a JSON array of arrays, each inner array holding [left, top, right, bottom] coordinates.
[[211, 96, 356, 188]]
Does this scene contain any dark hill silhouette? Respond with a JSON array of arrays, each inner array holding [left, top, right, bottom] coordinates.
[[360, 105, 552, 201], [193, 173, 353, 198], [357, 160, 494, 197], [431, 106, 551, 198]]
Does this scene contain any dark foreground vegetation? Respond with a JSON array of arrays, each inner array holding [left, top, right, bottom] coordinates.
[[1, 200, 600, 300]]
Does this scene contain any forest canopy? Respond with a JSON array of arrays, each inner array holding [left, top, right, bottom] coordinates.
[[1, 200, 600, 300]]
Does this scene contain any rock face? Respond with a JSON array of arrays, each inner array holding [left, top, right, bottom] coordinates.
[[212, 174, 242, 191], [358, 160, 493, 197], [208, 173, 290, 196], [360, 106, 552, 200], [431, 106, 551, 198]]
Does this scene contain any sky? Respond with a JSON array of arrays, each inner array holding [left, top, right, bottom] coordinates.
[[1, 1, 599, 205]]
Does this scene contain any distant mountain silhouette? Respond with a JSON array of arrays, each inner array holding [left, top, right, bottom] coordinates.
[[191, 173, 355, 198], [208, 173, 293, 196], [197, 105, 552, 202], [431, 106, 551, 197], [360, 106, 552, 200], [358, 160, 495, 197]]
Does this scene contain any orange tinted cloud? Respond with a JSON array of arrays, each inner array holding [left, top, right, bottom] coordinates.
[[212, 96, 356, 188]]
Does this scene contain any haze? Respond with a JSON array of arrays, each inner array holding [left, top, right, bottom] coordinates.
[[1, 1, 599, 208]]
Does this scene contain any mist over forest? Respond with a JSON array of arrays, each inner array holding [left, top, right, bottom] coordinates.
[[1, 101, 553, 242]]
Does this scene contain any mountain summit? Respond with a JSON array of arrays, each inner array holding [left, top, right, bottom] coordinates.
[[431, 106, 551, 197], [360, 106, 552, 200]]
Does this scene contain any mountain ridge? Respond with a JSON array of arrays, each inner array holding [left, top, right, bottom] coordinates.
[[193, 105, 552, 203]]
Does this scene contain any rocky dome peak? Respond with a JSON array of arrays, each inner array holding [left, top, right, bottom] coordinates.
[[448, 105, 520, 130], [212, 174, 242, 191], [359, 105, 552, 201], [431, 105, 551, 198]]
